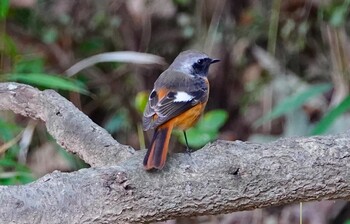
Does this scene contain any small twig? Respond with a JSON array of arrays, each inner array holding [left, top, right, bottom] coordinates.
[[18, 120, 37, 164], [0, 130, 23, 154]]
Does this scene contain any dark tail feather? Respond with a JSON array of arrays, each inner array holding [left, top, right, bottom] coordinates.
[[143, 124, 173, 170]]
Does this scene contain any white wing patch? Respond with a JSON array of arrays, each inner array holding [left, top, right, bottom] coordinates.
[[173, 91, 194, 102]]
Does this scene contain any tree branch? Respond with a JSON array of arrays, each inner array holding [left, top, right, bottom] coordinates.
[[0, 135, 350, 223], [1, 82, 350, 223], [0, 82, 134, 167]]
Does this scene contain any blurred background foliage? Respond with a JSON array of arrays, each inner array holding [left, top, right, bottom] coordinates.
[[0, 0, 350, 223]]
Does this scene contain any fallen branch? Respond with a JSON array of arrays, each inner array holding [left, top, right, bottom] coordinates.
[[0, 82, 350, 223]]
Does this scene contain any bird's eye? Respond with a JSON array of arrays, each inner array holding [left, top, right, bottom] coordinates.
[[192, 58, 210, 75], [197, 59, 205, 65]]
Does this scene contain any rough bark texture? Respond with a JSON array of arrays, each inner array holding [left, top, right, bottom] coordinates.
[[0, 82, 350, 223], [0, 82, 134, 166]]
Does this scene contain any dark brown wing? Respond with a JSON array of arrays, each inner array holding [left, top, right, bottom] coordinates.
[[142, 89, 206, 130]]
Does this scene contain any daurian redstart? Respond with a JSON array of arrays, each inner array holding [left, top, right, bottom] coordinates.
[[143, 50, 220, 170]]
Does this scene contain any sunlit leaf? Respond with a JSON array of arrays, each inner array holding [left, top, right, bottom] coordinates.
[[135, 91, 149, 114], [312, 95, 350, 135], [255, 83, 332, 127], [0, 158, 18, 167], [197, 109, 229, 131], [177, 128, 216, 149], [176, 109, 228, 148], [6, 73, 88, 94], [0, 0, 9, 20]]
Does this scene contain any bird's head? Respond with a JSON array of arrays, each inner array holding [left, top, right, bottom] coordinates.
[[169, 50, 220, 76]]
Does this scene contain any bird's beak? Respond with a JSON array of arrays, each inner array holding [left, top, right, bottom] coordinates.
[[210, 59, 220, 64]]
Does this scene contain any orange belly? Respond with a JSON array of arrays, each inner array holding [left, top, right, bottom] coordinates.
[[162, 103, 206, 130]]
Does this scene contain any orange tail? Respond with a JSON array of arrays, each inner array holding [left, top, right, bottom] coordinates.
[[144, 123, 174, 170]]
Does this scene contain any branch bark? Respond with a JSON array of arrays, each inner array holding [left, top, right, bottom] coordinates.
[[0, 82, 134, 167], [1, 82, 350, 223]]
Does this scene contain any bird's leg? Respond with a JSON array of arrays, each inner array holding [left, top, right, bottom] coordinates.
[[183, 131, 192, 155]]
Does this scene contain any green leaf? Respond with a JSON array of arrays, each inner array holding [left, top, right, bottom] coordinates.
[[0, 177, 16, 185], [255, 83, 332, 127], [0, 0, 9, 20], [16, 172, 35, 184], [42, 27, 58, 44], [329, 0, 350, 27], [320, 0, 350, 27], [176, 109, 228, 148], [104, 112, 129, 134], [344, 220, 350, 224], [312, 95, 350, 135], [14, 58, 44, 73], [177, 128, 216, 149], [0, 34, 17, 57], [79, 38, 105, 55], [329, 5, 349, 27], [135, 91, 149, 114], [0, 158, 18, 167], [0, 156, 30, 171], [6, 73, 88, 94], [0, 157, 34, 185], [0, 118, 21, 141], [196, 109, 229, 132], [0, 172, 34, 185]]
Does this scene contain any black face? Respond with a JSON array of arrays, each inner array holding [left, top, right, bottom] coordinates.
[[191, 58, 219, 76]]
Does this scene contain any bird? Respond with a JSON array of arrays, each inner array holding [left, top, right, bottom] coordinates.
[[142, 50, 220, 170]]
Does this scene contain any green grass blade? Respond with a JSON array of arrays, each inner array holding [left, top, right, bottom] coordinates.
[[6, 73, 88, 94], [311, 95, 350, 135], [254, 83, 332, 127]]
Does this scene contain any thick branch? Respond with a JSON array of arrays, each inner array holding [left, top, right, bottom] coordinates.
[[0, 134, 350, 223], [0, 82, 134, 166], [1, 82, 350, 223]]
